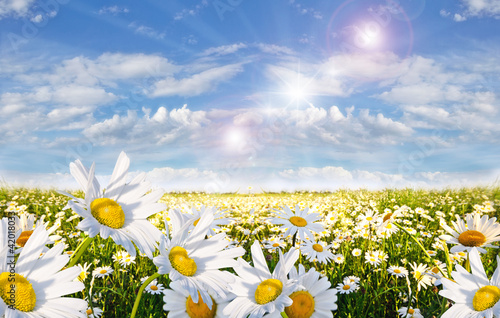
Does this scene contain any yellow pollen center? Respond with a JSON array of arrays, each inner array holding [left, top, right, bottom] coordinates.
[[186, 292, 217, 318], [289, 216, 307, 227], [366, 217, 373, 221], [90, 198, 125, 229], [169, 246, 197, 276], [342, 285, 350, 290], [99, 270, 107, 274], [383, 213, 393, 223], [0, 272, 36, 312], [415, 271, 421, 279], [473, 285, 500, 312], [150, 285, 158, 291], [312, 244, 323, 252], [272, 243, 280, 247], [457, 230, 486, 247], [431, 267, 440, 274], [255, 279, 283, 305], [408, 308, 415, 314], [86, 308, 93, 315], [193, 218, 200, 226], [394, 269, 401, 274], [285, 290, 315, 318], [16, 230, 34, 247]]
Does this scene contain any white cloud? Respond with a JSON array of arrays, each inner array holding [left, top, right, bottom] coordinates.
[[128, 22, 166, 39], [173, 0, 208, 20], [149, 63, 244, 97], [201, 43, 247, 56], [440, 9, 451, 17], [459, 0, 500, 18], [97, 6, 129, 15], [82, 105, 209, 146], [256, 43, 295, 55], [0, 0, 36, 18], [454, 13, 467, 21]]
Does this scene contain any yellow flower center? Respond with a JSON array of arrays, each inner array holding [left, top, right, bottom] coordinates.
[[272, 243, 280, 247], [169, 246, 197, 276], [193, 218, 200, 226], [90, 198, 125, 229], [285, 290, 315, 318], [408, 308, 415, 314], [0, 273, 36, 312], [186, 292, 217, 318], [86, 308, 93, 315], [312, 244, 323, 252], [99, 270, 107, 274], [383, 213, 393, 223], [415, 271, 422, 279], [472, 285, 500, 312], [150, 285, 158, 291], [366, 216, 373, 221], [394, 269, 401, 274], [342, 285, 350, 290], [16, 230, 34, 247], [431, 267, 440, 274], [290, 216, 307, 227], [457, 230, 486, 247], [255, 279, 283, 305]]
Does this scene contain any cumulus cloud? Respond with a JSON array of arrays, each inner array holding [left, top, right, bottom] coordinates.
[[458, 0, 500, 18], [82, 105, 209, 146], [0, 0, 36, 18]]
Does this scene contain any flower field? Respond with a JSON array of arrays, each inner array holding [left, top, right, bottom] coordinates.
[[0, 155, 500, 317]]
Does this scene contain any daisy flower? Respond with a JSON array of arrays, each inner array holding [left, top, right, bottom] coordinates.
[[86, 306, 103, 318], [337, 281, 358, 294], [61, 151, 165, 258], [263, 236, 286, 251], [409, 263, 433, 291], [439, 247, 500, 317], [144, 280, 165, 295], [163, 281, 232, 317], [93, 266, 114, 278], [76, 262, 92, 282], [153, 208, 245, 309], [183, 205, 233, 236], [300, 239, 334, 264], [364, 251, 381, 267], [14, 213, 59, 252], [270, 205, 325, 241], [352, 248, 362, 257], [440, 213, 500, 254], [0, 222, 87, 317], [224, 241, 300, 318], [333, 254, 345, 264], [388, 266, 408, 278], [397, 307, 424, 318], [285, 264, 338, 318]]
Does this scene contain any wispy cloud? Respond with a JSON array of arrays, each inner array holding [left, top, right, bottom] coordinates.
[[97, 6, 129, 15], [173, 0, 209, 20], [128, 22, 166, 39], [148, 63, 244, 97]]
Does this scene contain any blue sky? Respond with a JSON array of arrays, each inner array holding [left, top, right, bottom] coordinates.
[[0, 0, 499, 192]]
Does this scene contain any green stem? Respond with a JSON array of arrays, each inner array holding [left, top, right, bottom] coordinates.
[[130, 272, 161, 318], [68, 236, 94, 268], [281, 312, 289, 318]]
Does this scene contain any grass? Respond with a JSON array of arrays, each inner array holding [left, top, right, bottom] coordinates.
[[1, 186, 499, 317]]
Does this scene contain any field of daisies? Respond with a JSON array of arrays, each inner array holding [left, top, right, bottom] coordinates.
[[1, 152, 500, 318]]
